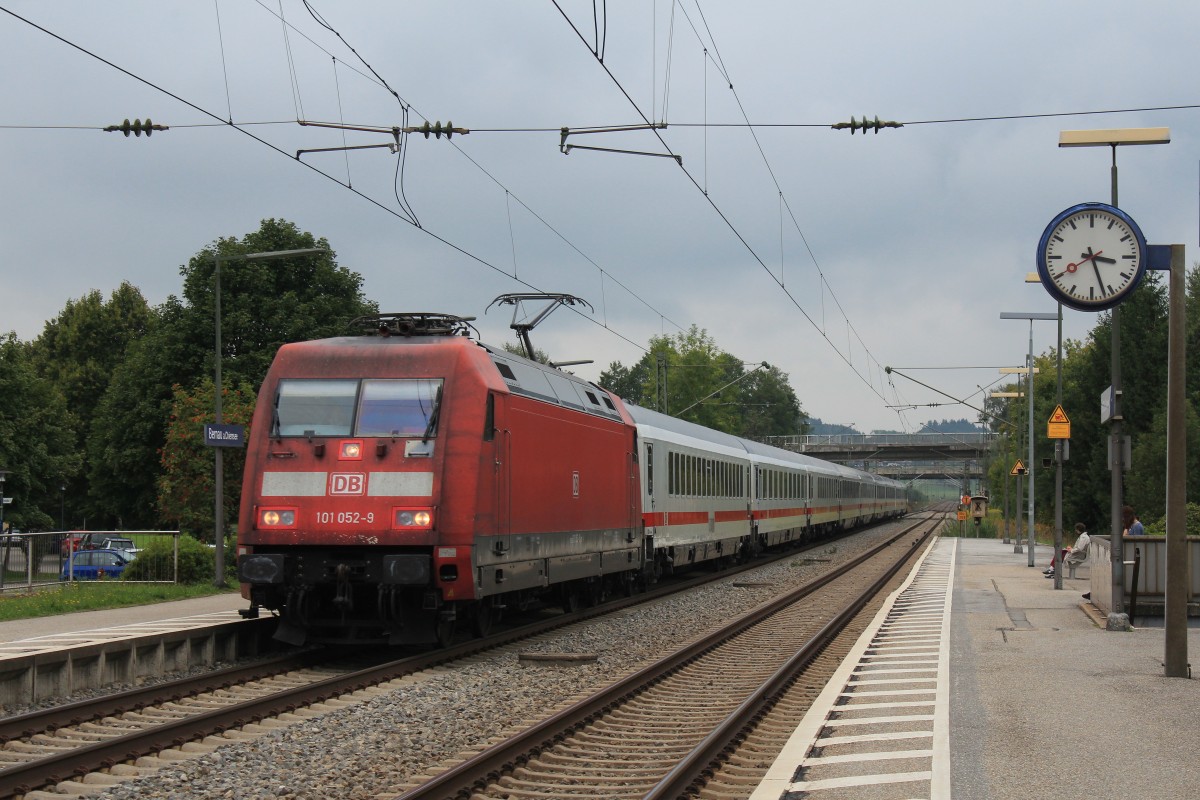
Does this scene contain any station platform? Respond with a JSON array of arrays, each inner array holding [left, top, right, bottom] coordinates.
[[0, 593, 269, 708], [0, 592, 248, 644], [753, 536, 1200, 800]]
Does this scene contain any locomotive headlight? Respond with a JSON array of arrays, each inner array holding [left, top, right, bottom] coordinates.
[[258, 507, 297, 529], [339, 440, 364, 460], [393, 507, 434, 530]]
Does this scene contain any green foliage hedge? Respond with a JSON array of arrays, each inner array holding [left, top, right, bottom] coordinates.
[[123, 534, 215, 584], [1141, 502, 1200, 536]]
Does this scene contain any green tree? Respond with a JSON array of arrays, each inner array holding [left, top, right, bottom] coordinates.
[[1126, 399, 1200, 522], [598, 326, 806, 437], [157, 379, 257, 539], [29, 283, 151, 527], [85, 308, 185, 527], [0, 334, 81, 530], [735, 364, 807, 438], [598, 359, 651, 405], [501, 341, 551, 364], [87, 219, 377, 528]]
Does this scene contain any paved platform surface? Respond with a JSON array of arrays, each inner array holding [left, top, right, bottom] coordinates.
[[0, 592, 248, 644], [753, 535, 1200, 799], [952, 536, 1198, 799]]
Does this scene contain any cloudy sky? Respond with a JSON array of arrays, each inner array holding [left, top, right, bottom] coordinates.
[[2, 1, 1198, 432]]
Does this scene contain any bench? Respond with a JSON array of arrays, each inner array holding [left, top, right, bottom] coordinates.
[[1065, 547, 1089, 579]]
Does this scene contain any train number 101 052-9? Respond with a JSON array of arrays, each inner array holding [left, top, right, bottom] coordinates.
[[315, 511, 375, 524]]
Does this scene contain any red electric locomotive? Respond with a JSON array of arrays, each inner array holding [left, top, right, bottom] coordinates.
[[236, 314, 641, 645]]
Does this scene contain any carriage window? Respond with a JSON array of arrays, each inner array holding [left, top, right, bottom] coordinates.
[[356, 379, 444, 437], [275, 379, 359, 436]]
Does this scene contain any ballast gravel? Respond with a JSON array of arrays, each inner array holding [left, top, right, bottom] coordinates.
[[95, 525, 904, 800]]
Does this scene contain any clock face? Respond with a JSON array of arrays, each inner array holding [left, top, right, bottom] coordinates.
[[1036, 203, 1147, 312]]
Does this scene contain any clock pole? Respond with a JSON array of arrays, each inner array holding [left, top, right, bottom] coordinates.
[[1058, 126, 1169, 630], [1107, 144, 1129, 630]]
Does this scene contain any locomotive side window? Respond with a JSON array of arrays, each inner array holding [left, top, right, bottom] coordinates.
[[356, 379, 444, 437], [275, 379, 358, 436]]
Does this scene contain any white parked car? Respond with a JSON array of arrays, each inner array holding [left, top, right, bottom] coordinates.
[[98, 537, 141, 561]]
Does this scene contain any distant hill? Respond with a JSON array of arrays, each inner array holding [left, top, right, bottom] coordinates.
[[807, 419, 862, 435], [917, 418, 985, 434]]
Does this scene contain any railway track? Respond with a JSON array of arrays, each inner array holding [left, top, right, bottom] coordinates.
[[0, 522, 911, 799], [388, 513, 941, 800]]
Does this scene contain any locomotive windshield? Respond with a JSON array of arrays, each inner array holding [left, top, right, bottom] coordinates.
[[274, 378, 444, 438]]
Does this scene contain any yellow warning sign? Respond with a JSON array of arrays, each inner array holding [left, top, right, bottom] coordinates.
[[957, 510, 968, 521], [1047, 404, 1071, 439], [1010, 460, 1026, 476]]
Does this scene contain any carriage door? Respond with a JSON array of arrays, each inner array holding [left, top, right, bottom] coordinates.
[[637, 441, 651, 541], [804, 474, 812, 529]]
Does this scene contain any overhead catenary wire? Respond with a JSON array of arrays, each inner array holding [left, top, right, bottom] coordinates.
[[288, 0, 685, 340], [9, 99, 1197, 135], [10, 5, 1168, 428], [552, 0, 901, 427], [0, 4, 659, 360], [212, 0, 233, 123]]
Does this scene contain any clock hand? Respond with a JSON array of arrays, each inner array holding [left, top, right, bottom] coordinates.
[[1062, 248, 1103, 274], [1085, 248, 1106, 293], [1093, 254, 1116, 264]]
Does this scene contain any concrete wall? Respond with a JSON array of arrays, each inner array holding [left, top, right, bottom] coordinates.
[[1089, 535, 1199, 614]]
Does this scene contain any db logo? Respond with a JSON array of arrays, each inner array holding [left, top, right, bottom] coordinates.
[[329, 473, 366, 496]]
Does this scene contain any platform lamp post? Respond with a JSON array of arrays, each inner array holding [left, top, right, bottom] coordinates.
[[1000, 313, 1057, 567], [989, 389, 1024, 544], [997, 366, 1038, 555], [1021, 277, 1069, 589], [1059, 127, 1170, 623], [212, 247, 329, 588]]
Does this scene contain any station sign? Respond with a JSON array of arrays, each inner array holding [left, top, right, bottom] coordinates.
[[204, 423, 246, 448], [1047, 405, 1071, 439]]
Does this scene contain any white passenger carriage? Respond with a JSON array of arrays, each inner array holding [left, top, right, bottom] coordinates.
[[626, 404, 905, 576], [630, 405, 754, 572]]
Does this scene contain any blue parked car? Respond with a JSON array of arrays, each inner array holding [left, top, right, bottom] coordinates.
[[61, 549, 129, 581]]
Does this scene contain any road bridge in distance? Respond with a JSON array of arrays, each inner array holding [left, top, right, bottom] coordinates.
[[759, 432, 997, 482]]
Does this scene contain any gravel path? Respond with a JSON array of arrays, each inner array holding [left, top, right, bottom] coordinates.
[[94, 525, 904, 800]]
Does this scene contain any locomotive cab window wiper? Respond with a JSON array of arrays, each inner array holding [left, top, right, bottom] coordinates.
[[422, 385, 444, 443]]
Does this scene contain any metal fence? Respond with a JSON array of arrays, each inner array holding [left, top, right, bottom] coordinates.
[[0, 531, 181, 591]]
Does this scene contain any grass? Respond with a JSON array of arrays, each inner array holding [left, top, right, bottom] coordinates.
[[0, 582, 237, 621]]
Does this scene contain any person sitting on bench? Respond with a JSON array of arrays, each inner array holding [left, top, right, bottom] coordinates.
[[1045, 523, 1090, 578]]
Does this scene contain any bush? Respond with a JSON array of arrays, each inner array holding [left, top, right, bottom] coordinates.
[[122, 534, 215, 584], [1142, 502, 1200, 536]]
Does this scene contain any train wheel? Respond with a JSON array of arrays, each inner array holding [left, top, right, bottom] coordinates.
[[562, 586, 582, 613], [434, 611, 456, 648], [472, 598, 496, 638]]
